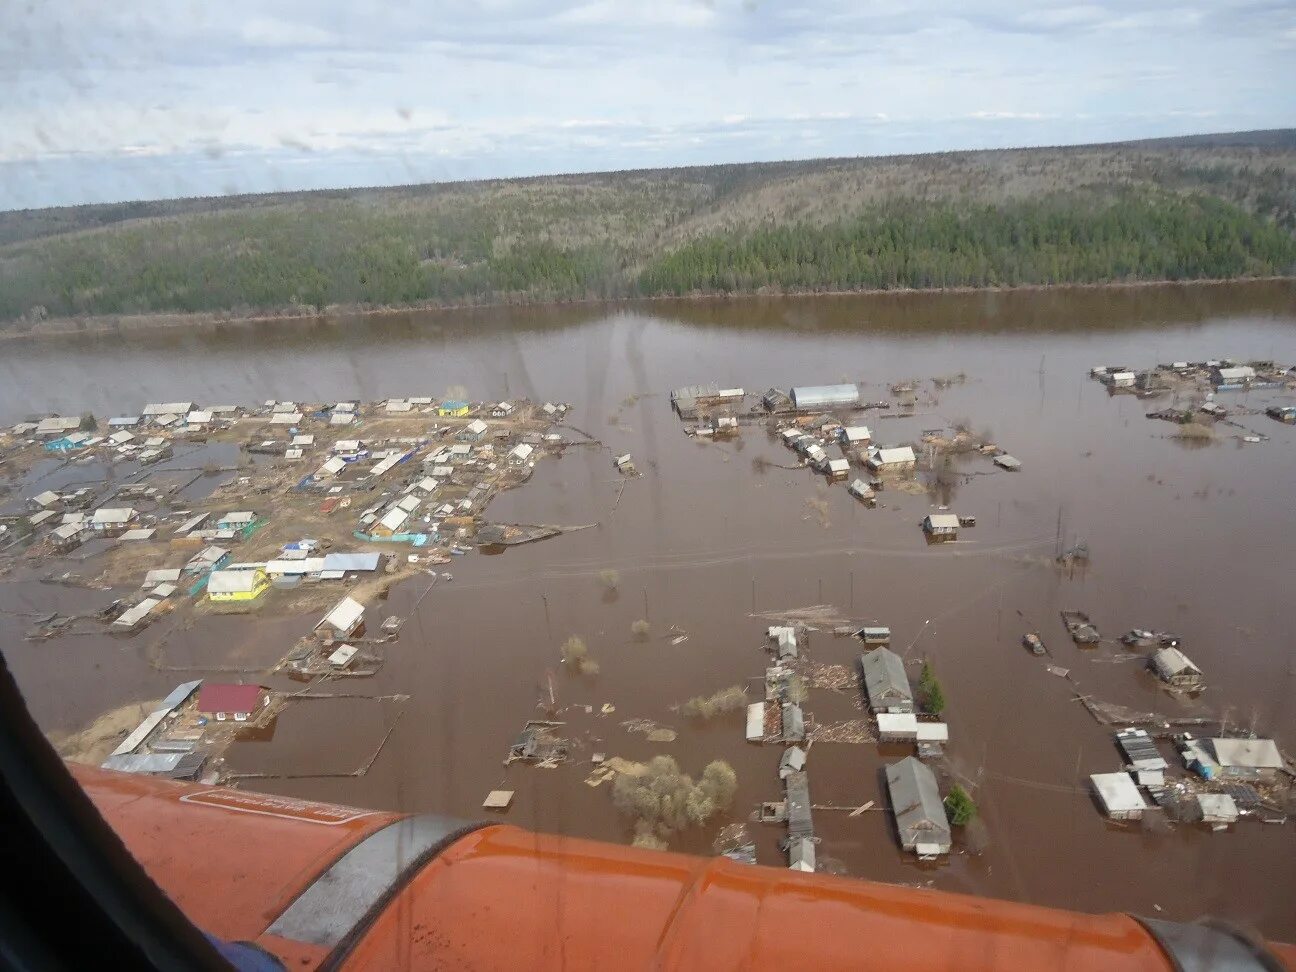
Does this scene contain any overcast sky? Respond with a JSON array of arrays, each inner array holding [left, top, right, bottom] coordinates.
[[3, 0, 1294, 210]]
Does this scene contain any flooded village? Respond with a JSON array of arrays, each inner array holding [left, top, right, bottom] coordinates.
[[1, 283, 1295, 937]]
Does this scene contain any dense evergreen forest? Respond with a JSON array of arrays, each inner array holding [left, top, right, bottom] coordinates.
[[2, 132, 1294, 326]]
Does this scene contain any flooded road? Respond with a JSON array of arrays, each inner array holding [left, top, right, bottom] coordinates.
[[3, 281, 1295, 937]]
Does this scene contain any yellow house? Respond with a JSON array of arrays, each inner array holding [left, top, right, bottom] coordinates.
[[437, 401, 470, 417], [207, 568, 269, 603]]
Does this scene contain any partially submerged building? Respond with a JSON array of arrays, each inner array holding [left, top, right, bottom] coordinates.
[[1184, 738, 1284, 781], [316, 596, 365, 641], [922, 513, 961, 540], [1196, 793, 1239, 827], [768, 626, 798, 659], [1211, 365, 1256, 386], [886, 757, 951, 855], [866, 446, 917, 472], [859, 648, 914, 714], [1090, 772, 1148, 820], [847, 479, 876, 505], [1149, 647, 1204, 691]]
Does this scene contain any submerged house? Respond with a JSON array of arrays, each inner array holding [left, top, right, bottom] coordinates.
[[1091, 772, 1148, 820], [886, 757, 951, 855], [1211, 365, 1256, 386], [859, 648, 914, 714], [847, 479, 876, 505], [825, 458, 851, 481], [922, 513, 961, 540], [1149, 647, 1204, 690], [866, 446, 917, 472]]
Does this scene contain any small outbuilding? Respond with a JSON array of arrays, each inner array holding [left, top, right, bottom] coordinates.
[[1195, 793, 1239, 827], [1090, 772, 1148, 820]]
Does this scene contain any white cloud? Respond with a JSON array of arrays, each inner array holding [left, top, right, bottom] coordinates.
[[1, 0, 1293, 207]]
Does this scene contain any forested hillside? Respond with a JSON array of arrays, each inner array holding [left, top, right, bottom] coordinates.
[[2, 132, 1294, 326]]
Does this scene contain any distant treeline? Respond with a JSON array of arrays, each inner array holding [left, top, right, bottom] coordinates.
[[3, 137, 1295, 324], [637, 194, 1296, 294]]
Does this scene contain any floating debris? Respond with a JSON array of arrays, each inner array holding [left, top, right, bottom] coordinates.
[[807, 719, 876, 744], [506, 720, 570, 765], [482, 789, 514, 811]]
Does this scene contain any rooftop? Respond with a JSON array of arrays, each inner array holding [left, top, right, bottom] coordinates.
[[196, 683, 263, 715], [886, 757, 950, 850], [1090, 772, 1148, 814]]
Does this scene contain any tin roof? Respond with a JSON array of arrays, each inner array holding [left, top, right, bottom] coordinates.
[[887, 757, 951, 850], [322, 552, 381, 573], [872, 446, 917, 465], [925, 513, 961, 530], [207, 569, 264, 594], [1209, 738, 1283, 770], [196, 683, 263, 715], [318, 596, 364, 634], [861, 648, 913, 708], [1091, 772, 1147, 814], [1151, 646, 1201, 678], [790, 384, 860, 408]]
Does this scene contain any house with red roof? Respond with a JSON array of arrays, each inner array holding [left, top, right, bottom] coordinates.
[[195, 683, 267, 722]]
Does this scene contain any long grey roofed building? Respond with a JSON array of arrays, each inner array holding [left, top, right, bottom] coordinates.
[[790, 384, 860, 409], [859, 648, 914, 714], [785, 770, 813, 839], [886, 756, 951, 854]]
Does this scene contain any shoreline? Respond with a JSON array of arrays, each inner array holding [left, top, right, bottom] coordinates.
[[2, 275, 1293, 343]]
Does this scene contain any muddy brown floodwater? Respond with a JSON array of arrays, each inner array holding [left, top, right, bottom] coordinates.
[[2, 281, 1295, 938]]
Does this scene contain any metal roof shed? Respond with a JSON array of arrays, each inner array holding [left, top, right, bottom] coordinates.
[[877, 713, 919, 740], [1196, 793, 1239, 826], [321, 552, 381, 573], [1090, 772, 1148, 819], [790, 385, 860, 409]]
